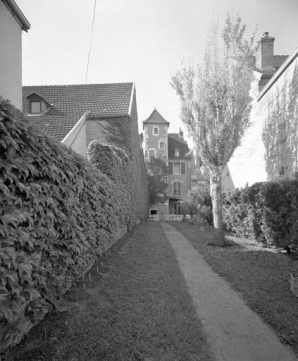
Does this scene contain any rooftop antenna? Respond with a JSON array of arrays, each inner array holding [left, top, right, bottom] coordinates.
[[85, 0, 97, 84]]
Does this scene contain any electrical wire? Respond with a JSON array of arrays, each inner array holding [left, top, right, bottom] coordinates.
[[85, 0, 97, 84]]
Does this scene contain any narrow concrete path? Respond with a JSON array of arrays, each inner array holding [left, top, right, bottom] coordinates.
[[161, 222, 298, 361]]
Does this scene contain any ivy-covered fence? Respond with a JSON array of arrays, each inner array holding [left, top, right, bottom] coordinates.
[[0, 99, 141, 351], [222, 179, 298, 247]]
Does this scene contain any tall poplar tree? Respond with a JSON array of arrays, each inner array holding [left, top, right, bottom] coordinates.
[[171, 14, 256, 245]]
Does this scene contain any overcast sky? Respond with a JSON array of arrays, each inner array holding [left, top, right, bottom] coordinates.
[[18, 0, 298, 135]]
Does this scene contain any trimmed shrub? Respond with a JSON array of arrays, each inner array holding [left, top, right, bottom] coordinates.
[[222, 179, 298, 247], [0, 99, 131, 351]]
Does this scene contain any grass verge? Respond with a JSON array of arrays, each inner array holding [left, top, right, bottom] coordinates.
[[170, 221, 298, 357], [3, 222, 214, 361]]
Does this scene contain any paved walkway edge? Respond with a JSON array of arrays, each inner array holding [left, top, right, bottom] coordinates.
[[161, 223, 298, 361]]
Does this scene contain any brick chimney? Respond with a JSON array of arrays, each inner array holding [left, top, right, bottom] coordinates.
[[255, 32, 275, 71], [179, 127, 184, 139]]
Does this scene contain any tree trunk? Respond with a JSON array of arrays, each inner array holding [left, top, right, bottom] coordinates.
[[210, 170, 225, 246]]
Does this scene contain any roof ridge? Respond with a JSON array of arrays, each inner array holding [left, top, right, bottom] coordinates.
[[23, 82, 134, 88]]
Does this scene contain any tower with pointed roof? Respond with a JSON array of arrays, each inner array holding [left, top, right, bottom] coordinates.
[[143, 108, 170, 164], [143, 109, 196, 218]]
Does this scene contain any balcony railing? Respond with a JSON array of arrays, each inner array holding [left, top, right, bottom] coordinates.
[[165, 214, 183, 221], [148, 215, 160, 221]]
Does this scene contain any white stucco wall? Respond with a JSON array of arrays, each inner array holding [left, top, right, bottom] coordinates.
[[62, 115, 87, 158], [228, 100, 268, 189], [0, 1, 23, 109], [229, 48, 298, 189]]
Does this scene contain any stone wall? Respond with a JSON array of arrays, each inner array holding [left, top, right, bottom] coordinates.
[[128, 89, 149, 225]]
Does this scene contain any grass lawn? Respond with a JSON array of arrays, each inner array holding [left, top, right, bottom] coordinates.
[[170, 221, 298, 357], [3, 222, 214, 361]]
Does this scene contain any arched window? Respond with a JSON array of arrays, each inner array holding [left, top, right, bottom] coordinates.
[[173, 181, 181, 195]]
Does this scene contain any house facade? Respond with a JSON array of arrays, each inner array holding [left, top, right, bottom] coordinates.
[[143, 109, 234, 218], [0, 0, 30, 109], [22, 83, 148, 227], [229, 32, 297, 188]]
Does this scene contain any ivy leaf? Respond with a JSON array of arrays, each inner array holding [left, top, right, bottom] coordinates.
[[0, 286, 9, 301], [18, 263, 32, 279], [2, 210, 27, 228]]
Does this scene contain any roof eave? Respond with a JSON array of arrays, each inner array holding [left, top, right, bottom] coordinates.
[[257, 48, 297, 101], [3, 0, 31, 31]]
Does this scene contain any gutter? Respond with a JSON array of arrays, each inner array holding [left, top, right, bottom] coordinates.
[[257, 46, 298, 102], [3, 0, 31, 31]]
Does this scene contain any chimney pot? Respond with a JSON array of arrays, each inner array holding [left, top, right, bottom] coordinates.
[[179, 127, 184, 138], [263, 32, 269, 37]]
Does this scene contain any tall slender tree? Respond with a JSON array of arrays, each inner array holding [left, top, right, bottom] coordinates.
[[171, 14, 256, 245], [147, 156, 168, 206]]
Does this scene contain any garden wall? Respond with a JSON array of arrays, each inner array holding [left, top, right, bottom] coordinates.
[[0, 99, 146, 351]]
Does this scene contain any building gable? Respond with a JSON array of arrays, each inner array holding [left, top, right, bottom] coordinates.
[[22, 83, 134, 142]]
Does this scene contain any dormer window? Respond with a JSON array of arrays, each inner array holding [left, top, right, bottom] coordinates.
[[30, 101, 42, 114], [175, 149, 180, 157], [26, 92, 51, 115]]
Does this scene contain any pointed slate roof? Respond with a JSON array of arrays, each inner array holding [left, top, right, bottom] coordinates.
[[22, 83, 134, 142], [143, 109, 170, 126]]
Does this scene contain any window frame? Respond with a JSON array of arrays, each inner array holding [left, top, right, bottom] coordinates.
[[173, 162, 181, 175], [148, 149, 155, 160], [159, 141, 165, 150], [153, 126, 159, 135], [30, 100, 42, 114], [173, 181, 182, 196]]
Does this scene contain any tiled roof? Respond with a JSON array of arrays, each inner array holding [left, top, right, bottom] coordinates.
[[143, 109, 170, 125], [22, 83, 134, 141], [168, 133, 190, 160], [274, 55, 288, 70], [253, 55, 288, 74], [27, 112, 86, 142]]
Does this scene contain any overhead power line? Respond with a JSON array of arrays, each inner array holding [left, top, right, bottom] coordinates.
[[85, 0, 97, 84]]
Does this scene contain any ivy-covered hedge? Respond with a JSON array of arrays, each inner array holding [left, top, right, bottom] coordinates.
[[0, 99, 134, 351], [87, 141, 133, 228], [222, 179, 298, 247]]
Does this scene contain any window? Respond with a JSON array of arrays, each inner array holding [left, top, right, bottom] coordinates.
[[173, 182, 181, 195], [163, 176, 168, 183], [174, 149, 180, 157], [153, 126, 159, 135], [149, 149, 155, 160], [30, 101, 42, 114], [173, 162, 181, 174], [169, 162, 186, 175], [159, 141, 165, 150], [191, 180, 198, 189]]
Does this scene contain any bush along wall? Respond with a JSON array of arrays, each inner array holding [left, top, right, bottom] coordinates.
[[222, 179, 298, 247], [0, 99, 131, 351], [87, 140, 133, 230]]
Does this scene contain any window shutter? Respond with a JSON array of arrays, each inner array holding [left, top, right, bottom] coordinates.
[[181, 162, 186, 174], [169, 162, 173, 174]]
